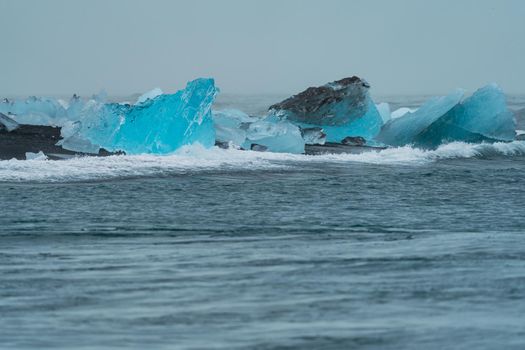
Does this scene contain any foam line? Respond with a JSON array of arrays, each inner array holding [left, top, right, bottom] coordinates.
[[1, 142, 524, 183]]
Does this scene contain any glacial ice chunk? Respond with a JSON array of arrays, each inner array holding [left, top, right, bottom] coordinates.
[[377, 84, 516, 148], [212, 109, 258, 147], [212, 110, 305, 153], [25, 151, 48, 160], [377, 89, 465, 146], [0, 112, 19, 131], [59, 134, 101, 154], [1, 79, 218, 155], [242, 116, 305, 154], [0, 96, 69, 126], [312, 99, 383, 142], [75, 78, 218, 154], [269, 77, 383, 142], [414, 84, 516, 148]]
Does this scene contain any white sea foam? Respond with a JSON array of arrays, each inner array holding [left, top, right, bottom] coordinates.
[[1, 141, 525, 182]]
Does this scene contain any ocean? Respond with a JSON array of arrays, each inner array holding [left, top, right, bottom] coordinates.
[[1, 95, 525, 349]]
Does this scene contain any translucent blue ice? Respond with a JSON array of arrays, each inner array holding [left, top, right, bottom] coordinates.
[[268, 77, 384, 143], [0, 96, 69, 126], [75, 78, 218, 154], [376, 89, 465, 146], [212, 109, 258, 147], [377, 85, 515, 148], [242, 116, 305, 154], [212, 110, 304, 153], [414, 84, 516, 148]]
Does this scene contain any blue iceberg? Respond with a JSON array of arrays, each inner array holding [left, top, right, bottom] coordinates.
[[377, 84, 515, 148], [1, 79, 218, 155], [213, 109, 305, 153], [414, 84, 516, 148], [212, 109, 257, 147], [242, 115, 305, 154], [376, 89, 465, 147], [307, 99, 382, 143], [75, 78, 218, 154], [269, 77, 383, 142], [0, 96, 70, 126], [1, 76, 518, 157]]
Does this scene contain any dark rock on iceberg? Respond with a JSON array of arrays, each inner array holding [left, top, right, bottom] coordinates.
[[269, 77, 369, 125], [269, 77, 383, 142]]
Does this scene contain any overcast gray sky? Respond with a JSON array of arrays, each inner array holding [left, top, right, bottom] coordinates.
[[0, 0, 524, 96]]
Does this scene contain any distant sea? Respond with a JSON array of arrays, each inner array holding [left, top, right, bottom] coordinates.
[[1, 94, 525, 349]]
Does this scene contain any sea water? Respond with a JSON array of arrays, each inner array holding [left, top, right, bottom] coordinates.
[[1, 95, 525, 349]]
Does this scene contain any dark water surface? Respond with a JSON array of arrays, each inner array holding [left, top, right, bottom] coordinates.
[[1, 155, 525, 349]]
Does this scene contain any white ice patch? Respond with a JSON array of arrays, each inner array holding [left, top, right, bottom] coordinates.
[[2, 142, 525, 183], [391, 107, 417, 119], [135, 88, 163, 105], [25, 151, 48, 161]]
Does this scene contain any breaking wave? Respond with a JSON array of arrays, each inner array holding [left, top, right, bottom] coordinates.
[[1, 141, 524, 183]]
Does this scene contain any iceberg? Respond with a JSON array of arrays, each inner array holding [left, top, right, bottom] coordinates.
[[378, 84, 515, 148], [414, 84, 516, 148], [25, 151, 48, 161], [59, 134, 101, 154], [0, 96, 70, 126], [70, 78, 218, 154], [212, 109, 257, 147], [269, 77, 383, 142], [1, 76, 518, 157], [242, 116, 305, 154], [376, 89, 465, 147], [212, 109, 305, 153], [0, 79, 218, 155]]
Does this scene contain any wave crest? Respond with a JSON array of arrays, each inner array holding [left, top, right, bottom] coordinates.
[[1, 141, 524, 182]]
